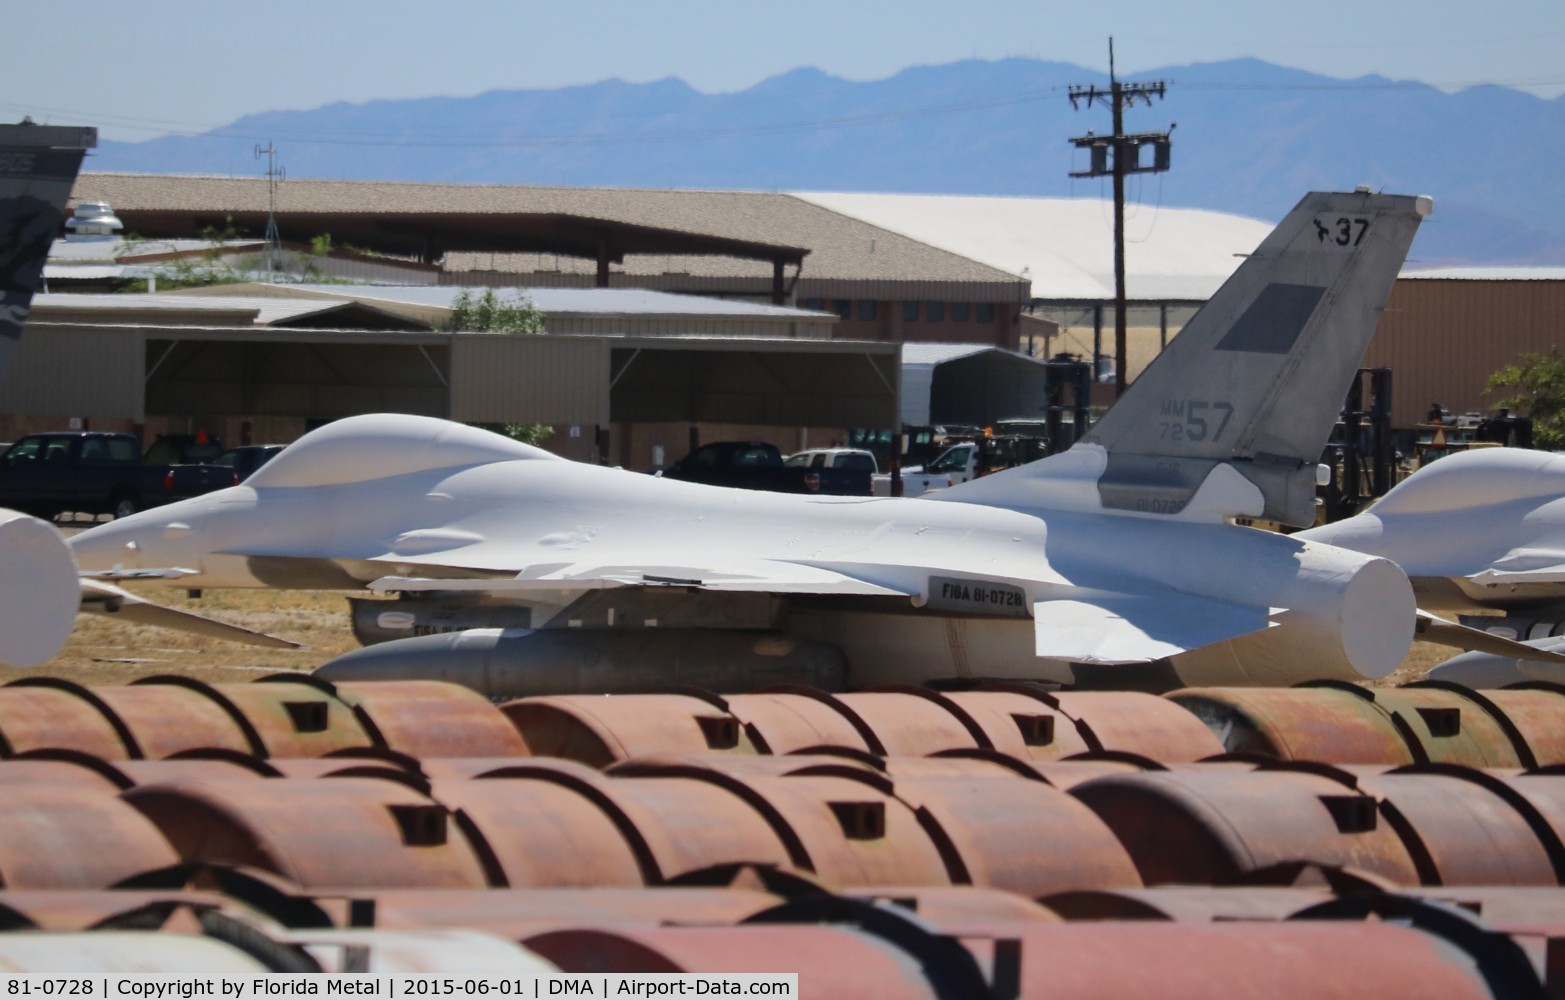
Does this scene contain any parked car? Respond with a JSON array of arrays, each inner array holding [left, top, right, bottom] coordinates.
[[659, 441, 871, 495], [0, 431, 237, 519], [783, 448, 880, 475], [873, 435, 1049, 497], [211, 444, 287, 481]]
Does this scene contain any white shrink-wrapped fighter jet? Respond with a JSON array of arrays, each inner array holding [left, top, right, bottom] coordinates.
[[1300, 447, 1565, 687], [74, 189, 1535, 693]]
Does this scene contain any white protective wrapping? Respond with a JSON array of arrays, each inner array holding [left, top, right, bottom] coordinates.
[[0, 508, 79, 667]]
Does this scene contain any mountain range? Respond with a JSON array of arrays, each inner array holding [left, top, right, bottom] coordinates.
[[87, 58, 1565, 266]]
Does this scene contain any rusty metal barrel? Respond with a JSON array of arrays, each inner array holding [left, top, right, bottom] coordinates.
[[329, 680, 529, 758], [0, 681, 135, 759], [0, 785, 179, 888], [1479, 684, 1565, 766], [1352, 766, 1564, 886], [92, 681, 261, 758], [0, 755, 132, 793], [617, 762, 953, 888], [1167, 685, 1418, 763], [123, 775, 493, 889], [1070, 768, 1422, 886], [210, 679, 375, 757], [885, 774, 1143, 897], [829, 690, 987, 755], [454, 762, 798, 885], [1486, 773, 1565, 867], [1168, 682, 1534, 767], [1048, 691, 1226, 761], [931, 690, 1094, 759], [1373, 685, 1528, 768], [428, 775, 648, 888], [500, 693, 757, 766], [722, 691, 876, 754]]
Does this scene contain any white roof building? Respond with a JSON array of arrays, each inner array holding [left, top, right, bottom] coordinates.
[[794, 192, 1276, 302]]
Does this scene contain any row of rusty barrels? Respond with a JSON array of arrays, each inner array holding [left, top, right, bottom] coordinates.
[[20, 746, 1565, 896], [14, 673, 1565, 768], [0, 873, 1554, 998], [514, 681, 1565, 768]]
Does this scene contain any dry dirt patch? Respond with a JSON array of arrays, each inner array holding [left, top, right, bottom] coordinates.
[[2, 584, 363, 686]]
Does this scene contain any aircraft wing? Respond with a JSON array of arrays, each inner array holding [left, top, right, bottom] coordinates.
[[1467, 551, 1565, 586], [1032, 592, 1278, 665], [78, 580, 302, 649], [369, 558, 916, 599]]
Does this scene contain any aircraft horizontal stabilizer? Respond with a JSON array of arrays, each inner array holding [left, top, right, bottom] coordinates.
[[1033, 593, 1277, 665], [79, 580, 302, 649], [1414, 610, 1565, 665]]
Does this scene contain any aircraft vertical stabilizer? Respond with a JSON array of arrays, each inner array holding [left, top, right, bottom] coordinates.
[[0, 123, 95, 382], [944, 190, 1429, 526], [1088, 189, 1428, 525]]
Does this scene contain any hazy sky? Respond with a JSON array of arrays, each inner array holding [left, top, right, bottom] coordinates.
[[14, 0, 1565, 140]]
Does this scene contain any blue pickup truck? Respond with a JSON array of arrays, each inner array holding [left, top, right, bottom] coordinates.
[[0, 431, 237, 520]]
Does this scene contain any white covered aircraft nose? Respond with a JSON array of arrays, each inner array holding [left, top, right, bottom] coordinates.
[[68, 498, 217, 580], [1335, 555, 1419, 679], [66, 509, 158, 575], [0, 509, 80, 667]]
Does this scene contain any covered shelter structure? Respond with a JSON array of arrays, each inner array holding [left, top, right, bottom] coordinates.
[[899, 343, 1056, 428], [5, 287, 896, 467]]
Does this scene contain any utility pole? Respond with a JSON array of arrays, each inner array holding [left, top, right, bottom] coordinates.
[[1068, 39, 1173, 397], [255, 143, 285, 283]]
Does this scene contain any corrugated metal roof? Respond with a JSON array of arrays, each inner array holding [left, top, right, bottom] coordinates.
[[31, 292, 389, 327], [43, 265, 124, 281], [48, 236, 262, 262], [794, 192, 1275, 302], [283, 284, 833, 320], [73, 175, 1027, 287]]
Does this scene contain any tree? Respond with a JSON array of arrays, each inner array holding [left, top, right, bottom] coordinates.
[[448, 288, 553, 446], [447, 287, 544, 335], [1486, 349, 1565, 449]]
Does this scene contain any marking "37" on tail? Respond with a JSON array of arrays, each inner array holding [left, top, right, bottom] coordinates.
[[1314, 217, 1370, 246]]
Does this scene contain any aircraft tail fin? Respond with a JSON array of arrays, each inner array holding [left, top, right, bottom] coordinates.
[[944, 190, 1428, 526], [0, 122, 96, 383], [1083, 189, 1429, 526]]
